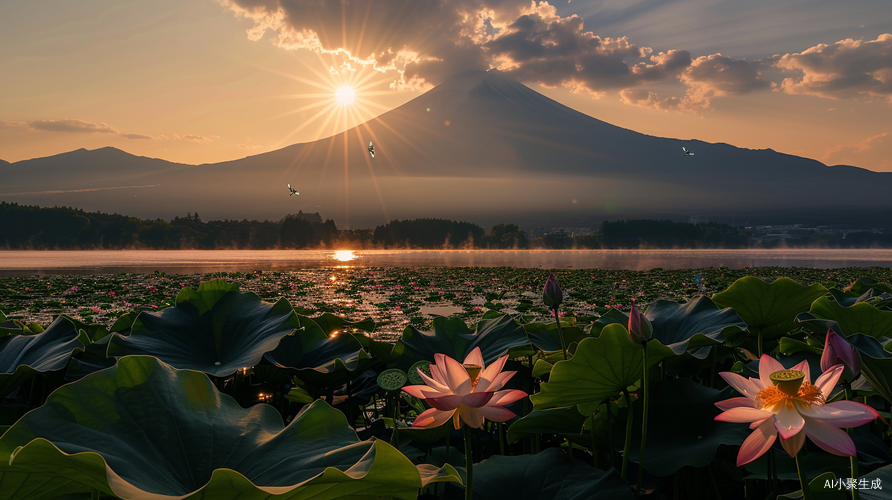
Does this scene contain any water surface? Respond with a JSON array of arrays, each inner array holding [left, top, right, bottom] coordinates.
[[2, 248, 892, 276]]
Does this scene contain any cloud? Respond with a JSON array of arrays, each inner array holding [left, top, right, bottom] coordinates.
[[772, 34, 892, 101], [1, 119, 214, 143], [220, 1, 888, 111], [3, 119, 119, 134], [821, 132, 892, 171]]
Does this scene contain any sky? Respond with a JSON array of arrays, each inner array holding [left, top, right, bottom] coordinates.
[[1, 0, 891, 171]]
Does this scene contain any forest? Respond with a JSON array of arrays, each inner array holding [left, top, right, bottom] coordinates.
[[3, 201, 892, 249]]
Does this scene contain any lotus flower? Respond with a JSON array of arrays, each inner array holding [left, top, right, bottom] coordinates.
[[628, 305, 653, 344], [821, 329, 861, 378], [542, 273, 562, 309], [402, 347, 527, 429], [715, 354, 878, 465]]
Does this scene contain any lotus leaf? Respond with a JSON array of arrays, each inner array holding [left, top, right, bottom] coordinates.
[[807, 295, 892, 339], [531, 325, 655, 414], [506, 406, 588, 444], [107, 286, 299, 377], [471, 448, 633, 500], [309, 313, 375, 336], [623, 377, 750, 476], [847, 278, 892, 296], [861, 463, 892, 500], [712, 277, 827, 348], [0, 316, 83, 397], [523, 321, 588, 353], [846, 334, 892, 403], [644, 296, 747, 358], [0, 356, 460, 500], [400, 314, 530, 365], [265, 315, 374, 390]]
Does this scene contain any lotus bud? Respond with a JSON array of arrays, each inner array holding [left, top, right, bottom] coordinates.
[[821, 329, 861, 379], [542, 273, 563, 310], [628, 305, 653, 344]]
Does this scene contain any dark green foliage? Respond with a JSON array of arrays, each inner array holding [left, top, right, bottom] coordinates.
[[373, 218, 485, 248]]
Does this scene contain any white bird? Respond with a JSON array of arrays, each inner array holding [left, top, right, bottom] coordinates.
[[368, 141, 375, 158], [287, 184, 299, 196], [682, 147, 694, 156]]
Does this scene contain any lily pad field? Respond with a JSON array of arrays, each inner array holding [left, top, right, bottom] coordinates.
[[2, 265, 892, 499]]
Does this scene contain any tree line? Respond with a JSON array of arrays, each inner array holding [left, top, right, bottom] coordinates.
[[3, 202, 891, 249]]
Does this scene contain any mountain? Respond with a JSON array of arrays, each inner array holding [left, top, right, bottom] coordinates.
[[3, 70, 892, 228]]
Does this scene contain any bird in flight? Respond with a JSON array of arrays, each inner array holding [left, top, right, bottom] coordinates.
[[287, 184, 299, 196], [682, 147, 694, 156], [368, 141, 375, 158]]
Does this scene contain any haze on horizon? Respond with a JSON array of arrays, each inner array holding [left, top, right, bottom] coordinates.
[[1, 0, 891, 172]]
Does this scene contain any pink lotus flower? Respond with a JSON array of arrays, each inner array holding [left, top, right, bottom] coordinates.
[[108, 291, 115, 297], [821, 329, 860, 378], [715, 354, 878, 465], [90, 306, 101, 313], [403, 348, 527, 429], [628, 305, 653, 344]]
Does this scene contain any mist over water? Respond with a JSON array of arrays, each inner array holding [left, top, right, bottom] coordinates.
[[2, 249, 892, 276]]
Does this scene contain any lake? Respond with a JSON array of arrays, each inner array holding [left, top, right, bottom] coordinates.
[[2, 248, 892, 276]]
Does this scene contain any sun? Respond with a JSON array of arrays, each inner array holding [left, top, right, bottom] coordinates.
[[335, 85, 355, 105]]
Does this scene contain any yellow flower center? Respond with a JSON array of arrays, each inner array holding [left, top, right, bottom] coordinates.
[[755, 370, 825, 410], [464, 364, 482, 391]]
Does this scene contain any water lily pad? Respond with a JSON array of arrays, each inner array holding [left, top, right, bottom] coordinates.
[[0, 316, 83, 398], [0, 356, 460, 500], [400, 314, 530, 365], [107, 281, 299, 377]]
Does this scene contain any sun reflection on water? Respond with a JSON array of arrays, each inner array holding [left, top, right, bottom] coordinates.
[[333, 250, 357, 262]]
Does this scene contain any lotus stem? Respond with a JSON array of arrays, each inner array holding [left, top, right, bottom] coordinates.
[[795, 453, 812, 500], [757, 327, 763, 357], [636, 341, 650, 498], [91, 489, 100, 500], [844, 387, 861, 500], [590, 412, 598, 467], [621, 388, 634, 481], [464, 425, 474, 500], [606, 401, 615, 470], [553, 307, 567, 360]]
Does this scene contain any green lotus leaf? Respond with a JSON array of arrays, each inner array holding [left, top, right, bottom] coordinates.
[[265, 316, 374, 390], [807, 295, 892, 339], [107, 286, 299, 377], [506, 406, 588, 444], [472, 448, 633, 500], [587, 308, 628, 337], [645, 296, 747, 359], [0, 356, 460, 500], [174, 278, 240, 314], [0, 316, 83, 397], [523, 321, 588, 352], [531, 325, 651, 415], [846, 334, 892, 403], [826, 288, 876, 308], [309, 313, 375, 336], [624, 377, 750, 477], [847, 278, 892, 296], [400, 314, 531, 365], [712, 277, 827, 345], [861, 463, 892, 500]]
